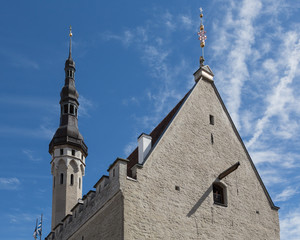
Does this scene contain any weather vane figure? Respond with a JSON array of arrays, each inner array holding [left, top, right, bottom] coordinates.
[[197, 8, 207, 66]]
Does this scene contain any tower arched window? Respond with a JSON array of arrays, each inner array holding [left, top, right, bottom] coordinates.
[[67, 69, 74, 78], [70, 174, 74, 186], [70, 105, 74, 114], [64, 104, 69, 114], [60, 173, 64, 184]]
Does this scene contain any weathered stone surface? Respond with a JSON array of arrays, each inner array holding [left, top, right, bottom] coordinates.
[[123, 78, 279, 239]]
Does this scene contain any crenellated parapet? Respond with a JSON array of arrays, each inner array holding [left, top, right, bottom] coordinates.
[[46, 158, 130, 240]]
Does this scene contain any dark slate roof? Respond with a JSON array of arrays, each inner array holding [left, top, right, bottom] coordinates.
[[126, 89, 192, 176]]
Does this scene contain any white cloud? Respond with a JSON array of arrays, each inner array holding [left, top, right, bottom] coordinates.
[[124, 141, 137, 156], [0, 125, 54, 139], [258, 168, 286, 186], [0, 48, 39, 69], [180, 15, 192, 29], [79, 95, 93, 117], [274, 186, 298, 202], [122, 96, 139, 106], [212, 0, 263, 129], [0, 178, 20, 190], [280, 207, 300, 240], [246, 30, 300, 149], [163, 11, 175, 31], [102, 30, 133, 47], [22, 149, 42, 162], [7, 212, 35, 224]]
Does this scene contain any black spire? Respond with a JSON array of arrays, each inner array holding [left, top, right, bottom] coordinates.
[[49, 27, 88, 156]]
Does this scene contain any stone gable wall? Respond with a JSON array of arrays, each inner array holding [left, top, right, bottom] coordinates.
[[123, 78, 279, 240]]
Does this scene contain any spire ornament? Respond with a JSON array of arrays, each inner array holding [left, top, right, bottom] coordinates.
[[69, 25, 72, 59], [197, 8, 207, 66]]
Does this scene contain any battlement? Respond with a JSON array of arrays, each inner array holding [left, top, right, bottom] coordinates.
[[46, 158, 130, 240]]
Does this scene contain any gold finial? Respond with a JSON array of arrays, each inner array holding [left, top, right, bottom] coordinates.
[[200, 7, 203, 18], [69, 25, 73, 37], [68, 26, 72, 59], [197, 7, 207, 66]]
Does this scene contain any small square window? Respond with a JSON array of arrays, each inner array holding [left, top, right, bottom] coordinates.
[[210, 115, 214, 125], [60, 149, 64, 155], [72, 149, 75, 156], [175, 186, 180, 191], [213, 183, 227, 206]]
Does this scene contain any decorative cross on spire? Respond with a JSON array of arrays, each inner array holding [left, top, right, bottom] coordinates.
[[197, 7, 207, 66]]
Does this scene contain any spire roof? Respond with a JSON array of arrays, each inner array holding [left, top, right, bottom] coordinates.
[[49, 27, 87, 156]]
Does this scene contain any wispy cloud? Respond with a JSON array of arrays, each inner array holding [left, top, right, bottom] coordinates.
[[102, 10, 193, 134], [7, 212, 36, 224], [124, 141, 137, 156], [0, 177, 20, 190], [102, 30, 133, 47], [180, 15, 192, 29], [0, 48, 39, 70], [275, 186, 298, 202], [78, 95, 93, 118], [212, 0, 263, 129], [22, 149, 42, 162], [280, 207, 300, 240], [122, 96, 139, 106], [0, 125, 54, 139], [246, 29, 300, 149]]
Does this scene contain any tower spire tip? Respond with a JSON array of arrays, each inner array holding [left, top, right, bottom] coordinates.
[[68, 25, 72, 59], [197, 7, 207, 67]]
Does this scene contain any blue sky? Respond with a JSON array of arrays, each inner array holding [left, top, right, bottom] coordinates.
[[0, 0, 299, 239]]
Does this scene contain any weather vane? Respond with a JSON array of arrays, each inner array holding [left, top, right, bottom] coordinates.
[[197, 7, 207, 66]]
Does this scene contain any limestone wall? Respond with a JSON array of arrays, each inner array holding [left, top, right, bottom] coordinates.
[[123, 78, 279, 239]]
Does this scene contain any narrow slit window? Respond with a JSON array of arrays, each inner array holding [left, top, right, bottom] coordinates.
[[70, 174, 74, 185], [211, 133, 214, 144], [60, 173, 64, 184], [53, 177, 55, 188], [72, 149, 75, 156], [70, 105, 74, 114], [210, 115, 214, 125], [79, 178, 81, 189], [60, 149, 63, 155], [64, 104, 69, 114], [75, 108, 78, 117]]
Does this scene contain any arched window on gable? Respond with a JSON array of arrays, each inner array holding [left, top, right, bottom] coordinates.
[[213, 182, 227, 206]]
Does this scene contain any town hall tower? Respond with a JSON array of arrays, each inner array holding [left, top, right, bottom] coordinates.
[[49, 27, 88, 230]]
